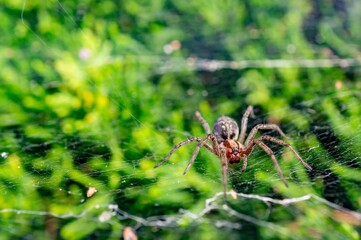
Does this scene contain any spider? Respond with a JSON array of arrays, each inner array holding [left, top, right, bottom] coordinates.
[[154, 106, 312, 198]]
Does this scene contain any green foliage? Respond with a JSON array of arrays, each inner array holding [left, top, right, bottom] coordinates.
[[0, 0, 361, 239]]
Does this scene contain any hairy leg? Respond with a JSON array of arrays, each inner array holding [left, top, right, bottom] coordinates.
[[256, 141, 289, 187], [238, 106, 254, 144], [154, 137, 215, 168], [183, 134, 215, 175], [257, 135, 312, 170], [220, 149, 228, 199], [242, 157, 248, 172], [195, 111, 211, 134], [245, 124, 289, 146], [196, 111, 222, 156]]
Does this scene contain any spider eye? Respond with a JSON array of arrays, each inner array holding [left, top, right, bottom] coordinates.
[[230, 133, 235, 139], [221, 133, 227, 139]]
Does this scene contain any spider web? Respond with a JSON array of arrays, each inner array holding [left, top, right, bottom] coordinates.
[[0, 0, 361, 239]]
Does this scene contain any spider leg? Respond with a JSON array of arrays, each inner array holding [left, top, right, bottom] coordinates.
[[154, 137, 214, 168], [220, 149, 228, 199], [183, 134, 214, 175], [245, 124, 290, 146], [204, 134, 227, 199], [257, 135, 312, 170], [195, 111, 211, 134], [242, 157, 248, 172], [255, 141, 289, 187], [239, 106, 254, 144], [195, 112, 222, 156]]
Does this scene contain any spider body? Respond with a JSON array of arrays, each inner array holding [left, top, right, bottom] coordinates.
[[155, 106, 312, 199], [214, 116, 246, 163]]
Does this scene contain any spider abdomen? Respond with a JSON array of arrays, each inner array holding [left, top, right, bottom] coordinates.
[[213, 116, 239, 143]]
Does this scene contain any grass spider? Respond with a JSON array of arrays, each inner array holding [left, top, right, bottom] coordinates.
[[154, 106, 312, 198]]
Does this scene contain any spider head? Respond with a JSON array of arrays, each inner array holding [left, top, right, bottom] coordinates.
[[213, 116, 239, 143], [223, 140, 244, 164]]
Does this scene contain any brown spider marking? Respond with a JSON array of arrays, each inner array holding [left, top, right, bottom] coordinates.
[[223, 140, 245, 163], [155, 106, 312, 199]]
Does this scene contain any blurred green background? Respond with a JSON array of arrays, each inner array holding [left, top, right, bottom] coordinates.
[[1, 0, 361, 239]]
